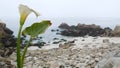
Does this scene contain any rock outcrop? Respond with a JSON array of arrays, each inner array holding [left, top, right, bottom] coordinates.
[[0, 21, 13, 38], [0, 20, 16, 57], [59, 23, 113, 37], [58, 23, 70, 29], [0, 20, 16, 47], [111, 25, 120, 37]]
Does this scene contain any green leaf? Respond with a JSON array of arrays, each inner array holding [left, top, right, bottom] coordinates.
[[22, 20, 52, 38], [19, 4, 40, 26]]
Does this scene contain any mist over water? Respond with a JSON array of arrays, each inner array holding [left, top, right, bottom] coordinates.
[[1, 17, 119, 42], [5, 17, 120, 31]]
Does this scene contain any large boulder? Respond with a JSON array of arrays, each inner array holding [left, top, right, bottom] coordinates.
[[0, 20, 17, 57], [111, 25, 120, 36], [58, 23, 70, 29], [0, 20, 16, 48], [95, 52, 120, 68], [0, 20, 13, 38], [102, 27, 112, 37], [0, 22, 8, 38]]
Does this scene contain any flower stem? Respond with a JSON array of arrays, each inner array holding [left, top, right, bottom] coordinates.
[[17, 25, 23, 68], [21, 37, 32, 68]]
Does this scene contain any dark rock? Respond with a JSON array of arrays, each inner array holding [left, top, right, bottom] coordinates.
[[0, 20, 17, 57], [58, 23, 70, 29], [51, 29, 60, 32], [82, 39, 85, 41], [60, 39, 67, 42], [0, 36, 17, 47], [53, 38, 59, 40], [4, 27, 13, 35], [68, 40, 75, 43], [0, 47, 15, 57], [0, 21, 16, 47], [59, 23, 113, 37], [56, 29, 59, 31], [39, 36, 43, 39], [0, 22, 13, 38], [102, 27, 112, 37], [59, 65, 64, 68], [30, 42, 46, 48], [56, 33, 61, 35], [51, 29, 55, 32], [58, 40, 62, 43], [52, 41, 60, 44]]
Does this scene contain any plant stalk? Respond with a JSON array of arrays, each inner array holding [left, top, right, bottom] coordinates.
[[21, 37, 32, 68], [17, 25, 23, 68]]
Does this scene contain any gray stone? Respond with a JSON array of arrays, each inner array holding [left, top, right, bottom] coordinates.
[[103, 39, 109, 43], [59, 42, 75, 49], [0, 57, 16, 68], [95, 53, 120, 68], [112, 25, 120, 36]]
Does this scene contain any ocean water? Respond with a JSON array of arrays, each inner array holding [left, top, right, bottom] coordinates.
[[2, 17, 120, 43]]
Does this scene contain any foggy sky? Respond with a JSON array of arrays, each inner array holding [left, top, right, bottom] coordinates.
[[0, 0, 120, 19]]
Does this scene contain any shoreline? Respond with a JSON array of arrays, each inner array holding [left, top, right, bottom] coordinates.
[[1, 21, 120, 68], [5, 36, 120, 68], [29, 36, 120, 50]]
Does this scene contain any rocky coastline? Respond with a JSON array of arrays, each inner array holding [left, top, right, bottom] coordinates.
[[0, 20, 120, 68], [58, 23, 120, 37], [1, 37, 120, 68]]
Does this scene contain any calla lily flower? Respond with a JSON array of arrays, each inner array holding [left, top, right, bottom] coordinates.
[[19, 4, 40, 25]]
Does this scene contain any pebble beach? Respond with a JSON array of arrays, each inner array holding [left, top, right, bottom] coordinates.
[[2, 36, 119, 68]]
